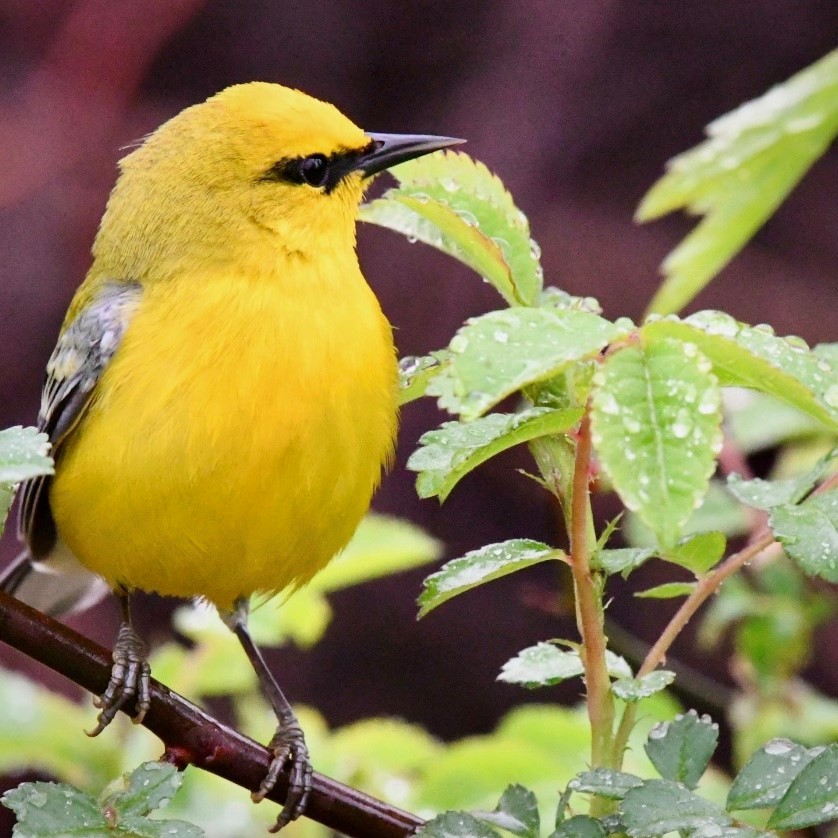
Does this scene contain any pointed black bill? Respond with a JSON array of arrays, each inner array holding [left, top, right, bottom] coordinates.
[[354, 132, 465, 178]]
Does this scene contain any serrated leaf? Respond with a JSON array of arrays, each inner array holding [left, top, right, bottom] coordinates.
[[767, 744, 838, 829], [591, 548, 655, 577], [620, 779, 731, 835], [635, 582, 696, 599], [115, 816, 204, 838], [690, 826, 770, 838], [551, 815, 607, 838], [770, 491, 838, 582], [569, 769, 643, 800], [498, 643, 585, 688], [612, 671, 675, 702], [428, 308, 628, 420], [728, 446, 836, 509], [418, 811, 501, 837], [644, 710, 719, 788], [361, 150, 542, 306], [498, 644, 630, 688], [419, 539, 561, 618], [409, 407, 583, 501], [473, 784, 540, 837], [639, 50, 838, 315], [1, 781, 108, 836], [643, 312, 838, 429], [101, 761, 183, 818], [662, 531, 726, 575], [398, 353, 445, 406], [591, 338, 723, 549], [727, 739, 823, 810]]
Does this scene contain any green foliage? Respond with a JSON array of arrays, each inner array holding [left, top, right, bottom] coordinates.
[[1, 762, 203, 838], [418, 539, 562, 617], [409, 408, 583, 501], [0, 426, 53, 537], [638, 49, 838, 315], [361, 150, 543, 306], [591, 337, 722, 548]]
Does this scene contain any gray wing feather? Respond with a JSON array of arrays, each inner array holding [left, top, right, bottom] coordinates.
[[17, 280, 142, 557]]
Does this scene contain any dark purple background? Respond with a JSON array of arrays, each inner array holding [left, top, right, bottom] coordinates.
[[1, 0, 835, 754]]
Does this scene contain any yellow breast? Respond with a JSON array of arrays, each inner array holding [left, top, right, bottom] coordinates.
[[50, 260, 398, 609]]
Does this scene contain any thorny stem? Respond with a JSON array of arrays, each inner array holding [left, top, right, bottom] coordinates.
[[568, 414, 616, 785], [611, 469, 838, 766]]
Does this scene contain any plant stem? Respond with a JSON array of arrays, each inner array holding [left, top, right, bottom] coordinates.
[[612, 468, 838, 766], [569, 414, 616, 778]]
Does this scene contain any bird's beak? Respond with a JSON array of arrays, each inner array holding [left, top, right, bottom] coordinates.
[[354, 133, 465, 178]]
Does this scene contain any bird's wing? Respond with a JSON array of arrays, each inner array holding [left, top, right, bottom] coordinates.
[[18, 280, 142, 558]]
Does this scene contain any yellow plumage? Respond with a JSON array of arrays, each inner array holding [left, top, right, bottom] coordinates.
[[50, 83, 398, 609], [7, 82, 460, 828]]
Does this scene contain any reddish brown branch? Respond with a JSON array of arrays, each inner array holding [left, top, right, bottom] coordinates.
[[0, 591, 423, 838]]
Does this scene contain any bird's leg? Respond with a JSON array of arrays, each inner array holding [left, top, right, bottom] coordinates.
[[223, 597, 312, 832], [86, 590, 151, 736]]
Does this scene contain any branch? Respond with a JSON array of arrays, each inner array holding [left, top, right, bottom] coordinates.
[[0, 591, 423, 838]]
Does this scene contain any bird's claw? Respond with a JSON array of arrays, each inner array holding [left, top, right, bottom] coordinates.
[[254, 721, 312, 832], [86, 621, 150, 736]]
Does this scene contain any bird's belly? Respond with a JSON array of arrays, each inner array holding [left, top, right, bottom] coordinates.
[[50, 273, 397, 608]]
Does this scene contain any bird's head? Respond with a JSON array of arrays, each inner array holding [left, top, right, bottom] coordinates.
[[92, 83, 461, 279]]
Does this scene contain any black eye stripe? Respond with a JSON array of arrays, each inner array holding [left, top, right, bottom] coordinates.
[[260, 142, 376, 192]]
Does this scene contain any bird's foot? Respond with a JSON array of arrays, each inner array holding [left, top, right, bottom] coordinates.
[[86, 621, 151, 736], [254, 716, 312, 832]]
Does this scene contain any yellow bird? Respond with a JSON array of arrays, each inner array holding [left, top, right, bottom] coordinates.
[[1, 82, 460, 830]]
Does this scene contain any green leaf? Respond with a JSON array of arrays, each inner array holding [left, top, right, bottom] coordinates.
[[612, 671, 675, 702], [361, 151, 543, 306], [409, 407, 583, 501], [639, 50, 838, 315], [767, 744, 838, 829], [569, 769, 643, 800], [643, 312, 838, 429], [662, 531, 726, 575], [550, 815, 607, 838], [498, 643, 584, 689], [312, 513, 443, 592], [635, 582, 696, 599], [644, 710, 719, 789], [1, 782, 108, 836], [0, 426, 53, 538], [418, 539, 561, 618], [498, 644, 630, 688], [0, 426, 53, 483], [727, 739, 823, 810], [398, 353, 445, 406], [591, 548, 655, 577], [539, 287, 603, 314], [429, 308, 628, 420], [418, 811, 501, 837], [591, 338, 723, 549], [770, 491, 838, 582], [728, 446, 836, 509], [100, 761, 183, 819], [473, 784, 540, 837], [620, 779, 731, 835]]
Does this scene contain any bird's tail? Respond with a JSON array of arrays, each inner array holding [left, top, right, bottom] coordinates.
[[0, 545, 109, 617]]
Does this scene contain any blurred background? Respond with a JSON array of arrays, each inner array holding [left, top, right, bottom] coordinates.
[[0, 0, 836, 791]]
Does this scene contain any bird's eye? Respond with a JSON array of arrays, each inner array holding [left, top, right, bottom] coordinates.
[[299, 155, 329, 187]]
